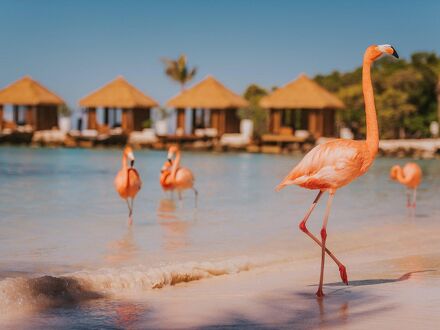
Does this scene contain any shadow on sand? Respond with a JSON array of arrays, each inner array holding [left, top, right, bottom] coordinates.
[[323, 269, 436, 288], [200, 270, 436, 330]]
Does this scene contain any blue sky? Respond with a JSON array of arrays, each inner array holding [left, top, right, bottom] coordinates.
[[0, 0, 439, 110]]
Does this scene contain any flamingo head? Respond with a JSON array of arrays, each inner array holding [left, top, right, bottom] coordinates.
[[367, 44, 399, 62], [167, 145, 179, 162], [390, 165, 400, 180], [124, 146, 135, 167]]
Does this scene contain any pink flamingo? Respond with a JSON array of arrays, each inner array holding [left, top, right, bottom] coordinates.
[[160, 159, 174, 192], [114, 146, 142, 225], [160, 145, 198, 206], [390, 162, 422, 208], [276, 44, 399, 297]]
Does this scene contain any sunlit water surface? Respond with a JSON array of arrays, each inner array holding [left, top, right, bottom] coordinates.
[[0, 146, 439, 328]]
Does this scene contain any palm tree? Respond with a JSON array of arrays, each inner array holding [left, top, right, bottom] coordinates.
[[161, 54, 197, 91]]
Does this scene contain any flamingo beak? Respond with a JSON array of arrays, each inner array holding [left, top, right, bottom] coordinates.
[[390, 46, 399, 59], [130, 159, 134, 168]]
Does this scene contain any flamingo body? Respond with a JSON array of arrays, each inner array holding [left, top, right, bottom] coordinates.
[[390, 162, 422, 208], [277, 139, 372, 192], [115, 168, 142, 198], [161, 145, 198, 206], [114, 146, 142, 224], [390, 163, 422, 189]]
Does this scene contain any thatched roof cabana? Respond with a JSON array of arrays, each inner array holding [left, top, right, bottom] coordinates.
[[260, 74, 344, 138], [166, 76, 248, 136], [79, 76, 158, 133], [0, 76, 64, 131]]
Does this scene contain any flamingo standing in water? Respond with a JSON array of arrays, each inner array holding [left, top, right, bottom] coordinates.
[[276, 44, 399, 297], [114, 146, 142, 225], [390, 162, 422, 208], [160, 145, 198, 206]]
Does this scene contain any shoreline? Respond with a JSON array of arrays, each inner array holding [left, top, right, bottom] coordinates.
[[1, 137, 440, 159]]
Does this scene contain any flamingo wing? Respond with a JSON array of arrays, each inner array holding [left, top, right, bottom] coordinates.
[[276, 139, 369, 191], [126, 168, 142, 192]]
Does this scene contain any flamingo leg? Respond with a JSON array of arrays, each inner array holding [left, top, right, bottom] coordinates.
[[193, 188, 198, 208], [316, 192, 335, 298], [406, 189, 411, 208], [299, 191, 348, 285], [126, 198, 133, 226], [412, 188, 417, 208]]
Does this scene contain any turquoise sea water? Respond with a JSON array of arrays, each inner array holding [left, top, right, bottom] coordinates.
[[0, 146, 439, 328]]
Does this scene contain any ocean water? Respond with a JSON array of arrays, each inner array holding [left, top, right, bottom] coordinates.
[[0, 146, 439, 328]]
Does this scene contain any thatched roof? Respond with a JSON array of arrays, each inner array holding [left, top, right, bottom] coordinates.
[[0, 76, 64, 106], [79, 76, 158, 108], [260, 74, 344, 109], [166, 76, 248, 109]]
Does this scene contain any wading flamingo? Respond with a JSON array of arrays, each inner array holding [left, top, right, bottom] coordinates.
[[114, 146, 142, 225], [160, 145, 198, 206], [390, 162, 422, 208], [160, 159, 174, 192], [276, 44, 399, 297]]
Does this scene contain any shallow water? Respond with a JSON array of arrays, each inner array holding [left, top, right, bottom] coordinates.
[[0, 146, 439, 328]]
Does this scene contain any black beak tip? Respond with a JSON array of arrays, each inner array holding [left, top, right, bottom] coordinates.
[[130, 160, 134, 167], [168, 158, 172, 163], [391, 46, 399, 59]]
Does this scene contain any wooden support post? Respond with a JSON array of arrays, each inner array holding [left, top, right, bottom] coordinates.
[[0, 105, 3, 130], [317, 110, 324, 138], [271, 109, 281, 134], [192, 108, 197, 133], [26, 106, 35, 129], [323, 110, 335, 137], [219, 110, 226, 136], [201, 109, 206, 128], [308, 110, 324, 138], [176, 108, 185, 133], [210, 109, 219, 132], [308, 110, 317, 137], [87, 107, 97, 129], [104, 107, 109, 125], [121, 109, 127, 132], [13, 105, 19, 124]]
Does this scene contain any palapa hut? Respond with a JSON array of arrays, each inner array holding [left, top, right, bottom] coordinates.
[[166, 76, 248, 137], [79, 76, 158, 134], [0, 76, 64, 131], [260, 74, 344, 138]]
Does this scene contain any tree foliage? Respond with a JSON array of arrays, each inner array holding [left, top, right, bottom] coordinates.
[[315, 52, 440, 138], [239, 84, 269, 138], [161, 54, 197, 91]]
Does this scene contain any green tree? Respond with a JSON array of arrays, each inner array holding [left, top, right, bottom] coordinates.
[[314, 51, 440, 139], [239, 84, 268, 138], [161, 54, 197, 91]]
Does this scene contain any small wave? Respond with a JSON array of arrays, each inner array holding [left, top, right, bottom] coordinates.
[[0, 255, 282, 312], [71, 256, 271, 292]]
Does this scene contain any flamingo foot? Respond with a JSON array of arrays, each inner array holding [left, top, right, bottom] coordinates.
[[128, 216, 133, 226], [316, 288, 325, 298], [339, 265, 348, 285]]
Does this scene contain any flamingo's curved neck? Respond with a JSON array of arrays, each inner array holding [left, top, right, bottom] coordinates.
[[171, 150, 181, 180], [363, 56, 379, 157], [122, 152, 128, 169]]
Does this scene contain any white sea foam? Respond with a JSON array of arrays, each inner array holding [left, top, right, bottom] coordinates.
[[0, 254, 284, 315]]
